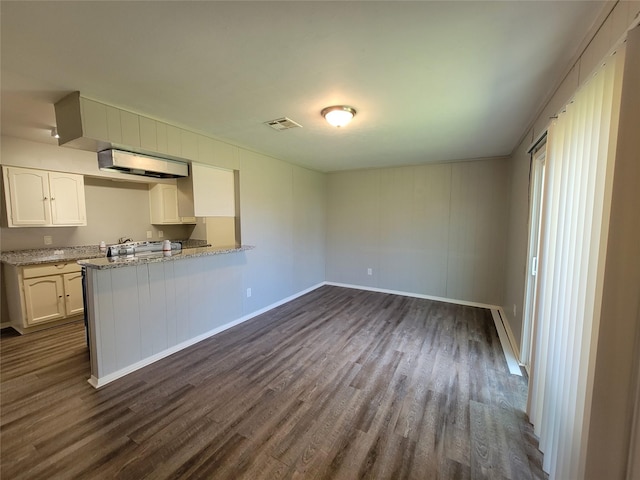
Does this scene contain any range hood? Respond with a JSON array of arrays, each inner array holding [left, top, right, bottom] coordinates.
[[98, 149, 189, 179]]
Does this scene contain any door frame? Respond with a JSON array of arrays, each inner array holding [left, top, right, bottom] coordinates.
[[521, 145, 546, 373]]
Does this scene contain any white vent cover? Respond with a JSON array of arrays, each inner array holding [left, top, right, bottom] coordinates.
[[264, 117, 303, 131]]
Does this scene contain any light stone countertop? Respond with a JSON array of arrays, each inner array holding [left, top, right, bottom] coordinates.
[[0, 245, 105, 266], [0, 239, 212, 267], [79, 245, 254, 270]]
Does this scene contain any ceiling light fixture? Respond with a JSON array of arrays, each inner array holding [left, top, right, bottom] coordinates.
[[51, 127, 60, 139], [321, 105, 356, 128]]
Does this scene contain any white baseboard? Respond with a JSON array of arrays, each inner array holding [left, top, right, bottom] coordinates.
[[496, 307, 522, 364], [88, 282, 325, 389], [323, 281, 501, 310], [491, 309, 522, 376]]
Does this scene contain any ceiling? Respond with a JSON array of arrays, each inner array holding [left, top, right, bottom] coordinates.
[[1, 1, 606, 172]]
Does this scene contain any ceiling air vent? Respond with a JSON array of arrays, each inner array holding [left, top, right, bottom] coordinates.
[[264, 117, 302, 131]]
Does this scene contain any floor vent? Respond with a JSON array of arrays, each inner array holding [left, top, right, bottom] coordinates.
[[264, 117, 303, 131]]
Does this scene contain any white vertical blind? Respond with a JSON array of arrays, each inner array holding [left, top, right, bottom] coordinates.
[[528, 47, 624, 480]]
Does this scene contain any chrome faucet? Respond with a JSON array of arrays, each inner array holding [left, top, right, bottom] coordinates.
[[118, 237, 133, 244]]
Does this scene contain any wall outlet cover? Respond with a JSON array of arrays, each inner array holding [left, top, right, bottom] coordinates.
[[44, 235, 53, 245], [146, 230, 152, 239], [158, 231, 164, 238]]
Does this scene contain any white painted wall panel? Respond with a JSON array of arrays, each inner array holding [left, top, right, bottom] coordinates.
[[136, 264, 153, 359], [240, 149, 294, 313], [326, 169, 380, 287], [95, 270, 116, 376], [447, 159, 508, 305], [326, 158, 508, 306], [111, 267, 141, 370], [163, 261, 178, 347], [173, 260, 191, 344], [412, 164, 452, 296], [293, 166, 326, 293], [148, 263, 168, 353]]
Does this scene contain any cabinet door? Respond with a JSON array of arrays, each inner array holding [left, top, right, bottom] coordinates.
[[63, 272, 84, 317], [49, 172, 87, 225], [106, 106, 123, 144], [181, 130, 199, 161], [81, 98, 109, 141], [192, 164, 236, 217], [167, 125, 182, 156], [149, 184, 181, 224], [4, 167, 51, 226], [23, 276, 65, 325], [139, 117, 157, 151], [120, 111, 141, 148], [156, 122, 168, 154]]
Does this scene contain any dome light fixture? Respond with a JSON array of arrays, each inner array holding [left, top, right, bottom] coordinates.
[[321, 105, 356, 128]]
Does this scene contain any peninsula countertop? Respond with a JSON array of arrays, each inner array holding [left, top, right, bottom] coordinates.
[[79, 245, 255, 270]]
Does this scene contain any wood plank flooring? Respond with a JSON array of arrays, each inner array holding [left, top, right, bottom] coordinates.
[[1, 285, 547, 479]]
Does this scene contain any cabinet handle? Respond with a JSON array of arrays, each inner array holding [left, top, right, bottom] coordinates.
[[43, 197, 48, 200], [58, 295, 63, 298], [66, 294, 70, 297], [51, 197, 55, 200]]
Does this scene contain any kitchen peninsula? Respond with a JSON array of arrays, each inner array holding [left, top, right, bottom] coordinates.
[[80, 244, 254, 388]]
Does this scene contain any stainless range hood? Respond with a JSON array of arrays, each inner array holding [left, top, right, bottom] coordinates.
[[98, 149, 189, 179]]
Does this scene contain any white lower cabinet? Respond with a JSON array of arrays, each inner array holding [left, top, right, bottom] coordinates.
[[63, 271, 84, 317], [23, 275, 66, 325], [4, 262, 84, 334]]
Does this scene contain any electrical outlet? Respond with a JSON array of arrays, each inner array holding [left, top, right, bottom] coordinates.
[[44, 235, 53, 245], [158, 230, 164, 238], [146, 230, 152, 239], [246, 288, 252, 298], [367, 268, 373, 276]]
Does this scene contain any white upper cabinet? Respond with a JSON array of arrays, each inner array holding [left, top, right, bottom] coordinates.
[[48, 172, 87, 225], [4, 167, 51, 226], [177, 163, 236, 217], [2, 166, 87, 227], [149, 183, 196, 225]]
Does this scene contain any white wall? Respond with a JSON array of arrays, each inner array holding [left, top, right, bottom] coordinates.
[[239, 148, 326, 313], [326, 157, 509, 306]]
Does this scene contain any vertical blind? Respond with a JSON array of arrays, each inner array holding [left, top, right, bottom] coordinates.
[[528, 46, 624, 480]]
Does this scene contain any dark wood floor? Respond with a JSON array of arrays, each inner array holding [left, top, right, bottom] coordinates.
[[1, 285, 546, 479]]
